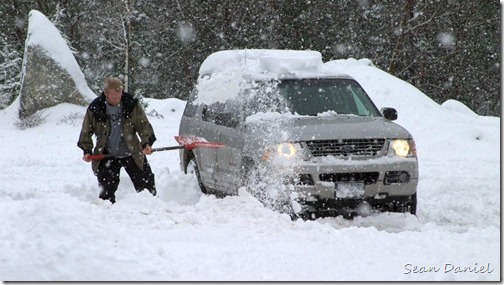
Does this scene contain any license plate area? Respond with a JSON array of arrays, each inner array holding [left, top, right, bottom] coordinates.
[[335, 181, 365, 198]]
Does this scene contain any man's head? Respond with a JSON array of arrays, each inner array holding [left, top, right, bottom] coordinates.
[[104, 77, 123, 106]]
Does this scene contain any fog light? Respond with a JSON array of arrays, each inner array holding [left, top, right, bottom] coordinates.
[[356, 202, 373, 217], [398, 172, 410, 183], [384, 171, 410, 185], [297, 174, 314, 185]]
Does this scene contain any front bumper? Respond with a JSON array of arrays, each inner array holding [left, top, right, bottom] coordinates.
[[298, 195, 415, 219], [288, 156, 418, 199]]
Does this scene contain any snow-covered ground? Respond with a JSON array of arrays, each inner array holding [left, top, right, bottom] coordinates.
[[0, 58, 500, 281]]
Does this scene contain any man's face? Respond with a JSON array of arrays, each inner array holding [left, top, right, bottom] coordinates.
[[105, 89, 122, 106]]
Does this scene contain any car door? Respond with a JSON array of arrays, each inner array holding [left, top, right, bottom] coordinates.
[[211, 103, 246, 195], [179, 90, 218, 189], [191, 102, 230, 191]]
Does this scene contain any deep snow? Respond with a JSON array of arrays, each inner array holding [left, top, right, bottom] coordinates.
[[0, 57, 500, 280], [0, 9, 500, 282]]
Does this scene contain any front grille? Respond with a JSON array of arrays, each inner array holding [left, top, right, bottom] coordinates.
[[320, 172, 379, 185], [304, 138, 386, 157]]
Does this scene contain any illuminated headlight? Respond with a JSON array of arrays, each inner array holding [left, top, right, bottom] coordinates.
[[277, 143, 297, 157], [262, 143, 305, 161], [389, 139, 417, 157]]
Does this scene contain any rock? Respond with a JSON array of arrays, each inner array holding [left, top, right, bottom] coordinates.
[[19, 46, 91, 118], [18, 10, 95, 118]]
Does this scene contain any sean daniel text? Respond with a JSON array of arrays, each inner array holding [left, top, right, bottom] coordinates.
[[404, 263, 494, 274]]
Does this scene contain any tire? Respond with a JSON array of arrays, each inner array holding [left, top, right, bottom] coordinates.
[[409, 193, 417, 215], [394, 193, 417, 215], [188, 157, 207, 194]]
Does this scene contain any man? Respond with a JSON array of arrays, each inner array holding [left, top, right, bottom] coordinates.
[[78, 77, 157, 203]]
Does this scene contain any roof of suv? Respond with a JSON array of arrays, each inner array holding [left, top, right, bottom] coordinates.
[[195, 49, 357, 105], [198, 49, 350, 80]]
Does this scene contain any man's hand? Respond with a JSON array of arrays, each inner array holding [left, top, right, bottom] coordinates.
[[83, 154, 92, 162], [143, 145, 153, 155]]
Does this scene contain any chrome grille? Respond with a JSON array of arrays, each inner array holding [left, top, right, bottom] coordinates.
[[304, 138, 386, 157], [320, 172, 380, 185]]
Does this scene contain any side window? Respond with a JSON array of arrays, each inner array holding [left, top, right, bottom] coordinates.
[[183, 89, 199, 117], [202, 102, 225, 123], [202, 101, 240, 128]]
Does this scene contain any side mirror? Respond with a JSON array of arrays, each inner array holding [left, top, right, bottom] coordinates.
[[381, 107, 398, 121]]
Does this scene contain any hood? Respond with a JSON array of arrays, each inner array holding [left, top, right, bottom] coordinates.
[[246, 115, 413, 142]]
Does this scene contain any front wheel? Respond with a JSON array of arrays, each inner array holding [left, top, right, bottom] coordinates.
[[188, 157, 207, 194], [409, 193, 417, 215], [394, 193, 417, 215]]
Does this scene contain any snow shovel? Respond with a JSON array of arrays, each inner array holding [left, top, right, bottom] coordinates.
[[87, 135, 224, 161]]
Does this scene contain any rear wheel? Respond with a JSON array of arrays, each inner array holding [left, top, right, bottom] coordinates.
[[188, 157, 207, 194]]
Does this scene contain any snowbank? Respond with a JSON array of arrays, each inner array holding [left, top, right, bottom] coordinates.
[[0, 52, 499, 281]]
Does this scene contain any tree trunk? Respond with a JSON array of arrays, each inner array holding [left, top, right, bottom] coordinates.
[[388, 0, 415, 75]]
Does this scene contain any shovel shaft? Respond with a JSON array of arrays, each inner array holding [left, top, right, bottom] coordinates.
[[152, 146, 184, 152], [87, 153, 131, 160], [85, 136, 224, 161]]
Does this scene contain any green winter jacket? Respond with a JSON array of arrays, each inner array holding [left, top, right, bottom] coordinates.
[[77, 92, 156, 174]]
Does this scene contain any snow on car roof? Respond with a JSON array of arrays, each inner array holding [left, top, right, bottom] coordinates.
[[195, 49, 350, 105], [198, 49, 326, 78]]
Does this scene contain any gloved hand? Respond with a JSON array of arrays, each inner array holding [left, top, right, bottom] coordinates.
[[83, 154, 92, 162], [142, 145, 153, 155]]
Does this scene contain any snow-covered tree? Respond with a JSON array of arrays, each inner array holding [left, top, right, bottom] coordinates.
[[0, 36, 22, 109], [0, 0, 499, 115]]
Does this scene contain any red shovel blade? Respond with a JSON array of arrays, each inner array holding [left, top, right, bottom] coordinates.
[[175, 135, 207, 145], [183, 141, 225, 150], [175, 136, 225, 150]]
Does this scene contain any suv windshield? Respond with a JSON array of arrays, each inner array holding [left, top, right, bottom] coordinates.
[[237, 78, 381, 118], [278, 78, 381, 116]]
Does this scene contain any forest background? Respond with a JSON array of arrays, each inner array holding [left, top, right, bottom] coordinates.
[[0, 0, 500, 116]]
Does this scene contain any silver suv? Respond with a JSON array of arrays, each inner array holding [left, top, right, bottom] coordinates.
[[179, 50, 418, 219]]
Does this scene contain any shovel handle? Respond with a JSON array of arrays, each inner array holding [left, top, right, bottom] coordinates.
[[87, 153, 130, 161], [152, 146, 184, 152], [152, 142, 224, 152], [85, 137, 225, 160], [87, 154, 110, 161], [86, 148, 178, 160]]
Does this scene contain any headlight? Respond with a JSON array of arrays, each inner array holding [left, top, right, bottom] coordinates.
[[262, 143, 304, 161], [390, 139, 416, 157], [277, 143, 297, 157]]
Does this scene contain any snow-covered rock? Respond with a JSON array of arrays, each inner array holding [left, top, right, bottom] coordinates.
[[18, 10, 95, 118]]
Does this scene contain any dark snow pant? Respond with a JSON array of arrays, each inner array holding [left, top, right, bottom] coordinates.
[[96, 155, 156, 203]]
